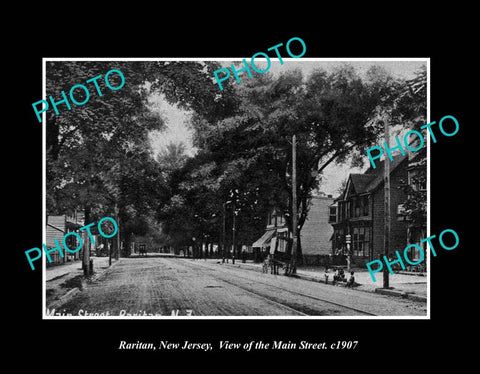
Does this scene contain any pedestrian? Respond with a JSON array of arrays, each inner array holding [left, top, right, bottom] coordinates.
[[332, 268, 338, 284], [272, 250, 279, 275], [346, 271, 355, 288], [262, 257, 269, 273], [324, 268, 330, 284]]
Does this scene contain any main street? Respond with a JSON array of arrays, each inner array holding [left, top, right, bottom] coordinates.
[[52, 256, 426, 317]]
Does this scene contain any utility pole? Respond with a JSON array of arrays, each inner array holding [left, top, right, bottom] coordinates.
[[232, 200, 236, 265], [115, 203, 120, 260], [222, 202, 226, 263], [82, 229, 91, 276], [108, 239, 112, 267], [291, 134, 298, 275], [383, 118, 391, 289]]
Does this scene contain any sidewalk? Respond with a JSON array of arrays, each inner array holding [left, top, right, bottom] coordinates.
[[46, 256, 114, 281], [207, 258, 427, 302], [46, 256, 118, 308]]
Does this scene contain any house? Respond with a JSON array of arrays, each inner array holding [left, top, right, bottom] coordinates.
[[251, 207, 287, 262], [251, 193, 334, 264], [46, 214, 84, 265], [329, 155, 409, 267]]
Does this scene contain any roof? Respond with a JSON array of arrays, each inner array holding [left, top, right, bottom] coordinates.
[[363, 154, 408, 192], [336, 154, 408, 200], [407, 147, 427, 169], [349, 174, 376, 194], [47, 215, 66, 232], [252, 229, 276, 248]]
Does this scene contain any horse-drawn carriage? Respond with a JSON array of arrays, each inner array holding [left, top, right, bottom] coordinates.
[[262, 251, 294, 276], [138, 244, 147, 256]]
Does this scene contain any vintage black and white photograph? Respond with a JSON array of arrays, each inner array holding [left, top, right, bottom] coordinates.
[[43, 58, 428, 319]]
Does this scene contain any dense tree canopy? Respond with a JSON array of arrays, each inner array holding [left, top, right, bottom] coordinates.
[[46, 61, 223, 254], [46, 60, 426, 260], [166, 64, 402, 260]]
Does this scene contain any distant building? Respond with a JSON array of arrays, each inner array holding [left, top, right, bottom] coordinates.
[[46, 214, 83, 265], [329, 155, 409, 266], [251, 207, 287, 261], [301, 194, 334, 264], [251, 193, 334, 264]]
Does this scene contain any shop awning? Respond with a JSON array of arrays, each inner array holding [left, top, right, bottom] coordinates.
[[252, 230, 276, 248]]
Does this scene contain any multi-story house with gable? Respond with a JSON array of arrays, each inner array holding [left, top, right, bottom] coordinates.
[[329, 155, 410, 267]]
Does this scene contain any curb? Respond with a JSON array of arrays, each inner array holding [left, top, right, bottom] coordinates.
[[397, 271, 427, 277], [374, 287, 427, 302], [218, 261, 427, 302], [48, 287, 82, 309], [405, 293, 427, 302], [46, 259, 121, 310]]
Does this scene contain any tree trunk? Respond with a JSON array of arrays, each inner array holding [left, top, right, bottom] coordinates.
[[46, 114, 60, 160], [296, 232, 303, 266], [124, 232, 132, 257], [83, 205, 91, 276]]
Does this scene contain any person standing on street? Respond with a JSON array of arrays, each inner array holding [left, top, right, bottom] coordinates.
[[324, 268, 330, 284]]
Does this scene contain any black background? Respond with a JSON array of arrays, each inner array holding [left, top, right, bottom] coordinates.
[[10, 16, 473, 367]]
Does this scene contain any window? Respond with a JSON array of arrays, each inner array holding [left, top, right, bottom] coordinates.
[[406, 244, 422, 262], [408, 170, 427, 191], [329, 206, 337, 223], [267, 211, 275, 227], [65, 231, 78, 252], [397, 204, 408, 221], [362, 196, 369, 216], [354, 198, 360, 218], [338, 202, 344, 222], [277, 214, 285, 226], [333, 228, 344, 255], [352, 227, 370, 257], [277, 231, 288, 252]]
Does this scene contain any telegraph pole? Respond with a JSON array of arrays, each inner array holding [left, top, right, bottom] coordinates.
[[115, 203, 120, 260], [232, 201, 236, 265], [291, 134, 298, 274], [383, 119, 391, 289], [109, 239, 112, 267], [82, 229, 91, 276], [222, 202, 226, 263]]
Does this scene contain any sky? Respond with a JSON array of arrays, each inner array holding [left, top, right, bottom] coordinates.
[[148, 59, 427, 196]]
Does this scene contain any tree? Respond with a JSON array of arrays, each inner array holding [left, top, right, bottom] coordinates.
[[46, 60, 255, 258], [391, 65, 427, 129], [396, 67, 428, 235], [185, 65, 394, 265], [46, 61, 165, 257]]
